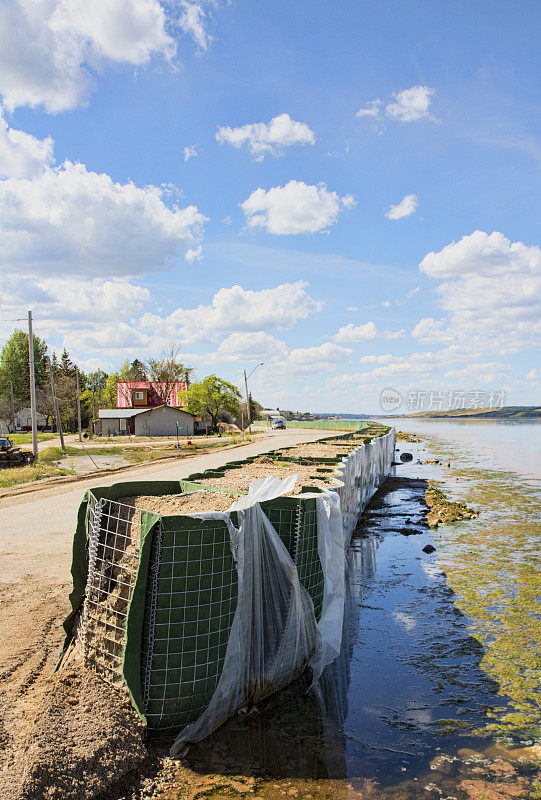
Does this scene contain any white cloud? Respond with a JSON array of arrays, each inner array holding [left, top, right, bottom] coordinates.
[[140, 281, 322, 343], [0, 273, 149, 320], [420, 230, 541, 279], [0, 0, 178, 112], [286, 342, 352, 370], [359, 354, 393, 364], [332, 321, 377, 342], [385, 193, 418, 220], [355, 99, 382, 119], [185, 245, 203, 262], [0, 110, 54, 178], [385, 86, 435, 122], [444, 362, 510, 384], [216, 113, 316, 160], [179, 2, 212, 51], [356, 86, 436, 126], [210, 331, 288, 363], [412, 317, 452, 344], [183, 144, 198, 161], [0, 160, 206, 275], [241, 180, 355, 235], [418, 231, 541, 353]]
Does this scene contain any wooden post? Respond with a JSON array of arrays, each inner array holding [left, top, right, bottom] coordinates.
[[76, 367, 82, 442], [48, 357, 65, 452], [90, 373, 96, 438], [9, 380, 15, 434], [27, 311, 38, 462], [243, 369, 251, 435]]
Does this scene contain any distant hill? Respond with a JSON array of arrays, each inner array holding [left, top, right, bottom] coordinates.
[[393, 406, 541, 420]]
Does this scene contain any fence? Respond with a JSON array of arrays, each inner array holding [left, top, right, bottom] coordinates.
[[60, 427, 395, 749]]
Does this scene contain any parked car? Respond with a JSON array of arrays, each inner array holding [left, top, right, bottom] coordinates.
[[271, 418, 286, 429]]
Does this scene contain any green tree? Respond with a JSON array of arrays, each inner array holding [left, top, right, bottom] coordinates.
[[0, 329, 48, 408], [127, 359, 147, 380], [59, 348, 76, 378], [187, 375, 242, 431], [146, 344, 194, 405]]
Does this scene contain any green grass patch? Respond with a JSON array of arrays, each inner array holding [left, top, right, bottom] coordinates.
[[10, 432, 57, 444]]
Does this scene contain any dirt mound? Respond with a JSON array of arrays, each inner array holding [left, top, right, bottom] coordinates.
[[119, 490, 235, 515], [0, 649, 149, 800]]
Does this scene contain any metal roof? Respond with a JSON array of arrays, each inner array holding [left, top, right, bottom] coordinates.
[[98, 408, 148, 419], [98, 406, 195, 419]]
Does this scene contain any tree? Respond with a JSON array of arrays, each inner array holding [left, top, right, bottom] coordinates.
[[146, 344, 194, 406], [239, 393, 263, 426], [37, 355, 92, 432], [59, 348, 76, 378], [187, 375, 242, 431], [0, 329, 48, 409], [100, 360, 144, 408], [127, 359, 147, 380]]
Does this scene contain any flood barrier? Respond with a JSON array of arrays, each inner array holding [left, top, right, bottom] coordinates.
[[60, 426, 395, 749]]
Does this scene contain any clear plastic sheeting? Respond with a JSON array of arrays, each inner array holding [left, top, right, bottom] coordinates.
[[309, 492, 345, 683], [64, 429, 396, 752], [171, 477, 318, 753]]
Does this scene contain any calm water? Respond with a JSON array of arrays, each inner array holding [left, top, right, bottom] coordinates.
[[177, 421, 541, 799], [377, 417, 541, 484]]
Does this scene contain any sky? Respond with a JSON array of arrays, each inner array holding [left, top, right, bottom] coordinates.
[[0, 0, 539, 414]]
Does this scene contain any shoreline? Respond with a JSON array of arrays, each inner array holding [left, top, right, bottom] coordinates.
[[1, 427, 539, 800]]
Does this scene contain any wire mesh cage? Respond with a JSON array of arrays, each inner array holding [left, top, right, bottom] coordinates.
[[64, 428, 396, 740], [77, 494, 143, 684]]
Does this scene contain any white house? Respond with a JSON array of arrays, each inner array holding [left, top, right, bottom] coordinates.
[[96, 405, 196, 437]]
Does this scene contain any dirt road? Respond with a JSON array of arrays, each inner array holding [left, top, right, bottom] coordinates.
[[0, 428, 339, 797], [0, 427, 334, 711]]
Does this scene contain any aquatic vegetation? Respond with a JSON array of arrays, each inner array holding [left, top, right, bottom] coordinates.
[[425, 482, 479, 527], [396, 430, 421, 443], [421, 438, 541, 741]]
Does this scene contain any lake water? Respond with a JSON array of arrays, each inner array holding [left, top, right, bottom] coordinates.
[[169, 420, 541, 800], [376, 417, 541, 484]]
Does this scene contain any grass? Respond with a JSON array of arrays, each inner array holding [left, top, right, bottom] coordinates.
[[0, 436, 256, 489], [10, 432, 57, 444]]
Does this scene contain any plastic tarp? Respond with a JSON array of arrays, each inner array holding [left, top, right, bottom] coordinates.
[[170, 476, 319, 753]]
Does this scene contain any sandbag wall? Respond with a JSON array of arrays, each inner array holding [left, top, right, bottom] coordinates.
[[62, 427, 395, 741]]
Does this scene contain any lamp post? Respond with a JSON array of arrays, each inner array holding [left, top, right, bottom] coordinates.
[[243, 362, 263, 435]]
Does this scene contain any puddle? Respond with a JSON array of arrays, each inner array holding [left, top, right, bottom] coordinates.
[[152, 433, 540, 800]]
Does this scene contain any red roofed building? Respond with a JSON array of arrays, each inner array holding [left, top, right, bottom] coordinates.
[[116, 381, 188, 409]]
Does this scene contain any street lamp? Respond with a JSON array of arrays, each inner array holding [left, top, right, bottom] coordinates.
[[243, 362, 263, 434]]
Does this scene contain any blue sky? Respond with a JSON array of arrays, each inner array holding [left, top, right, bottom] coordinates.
[[0, 0, 539, 412]]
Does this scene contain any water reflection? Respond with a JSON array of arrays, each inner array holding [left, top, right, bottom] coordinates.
[[183, 474, 507, 788]]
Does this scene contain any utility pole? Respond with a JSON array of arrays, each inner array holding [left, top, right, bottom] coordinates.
[[48, 357, 65, 452], [243, 369, 251, 435], [27, 311, 38, 462], [9, 381, 15, 434], [90, 373, 96, 439], [76, 367, 82, 442]]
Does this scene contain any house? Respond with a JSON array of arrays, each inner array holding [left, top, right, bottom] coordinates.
[[116, 381, 188, 409], [96, 405, 195, 437], [260, 409, 283, 421], [13, 408, 49, 432]]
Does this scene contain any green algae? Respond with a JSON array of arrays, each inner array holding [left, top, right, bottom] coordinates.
[[425, 482, 479, 527], [417, 436, 541, 741]]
